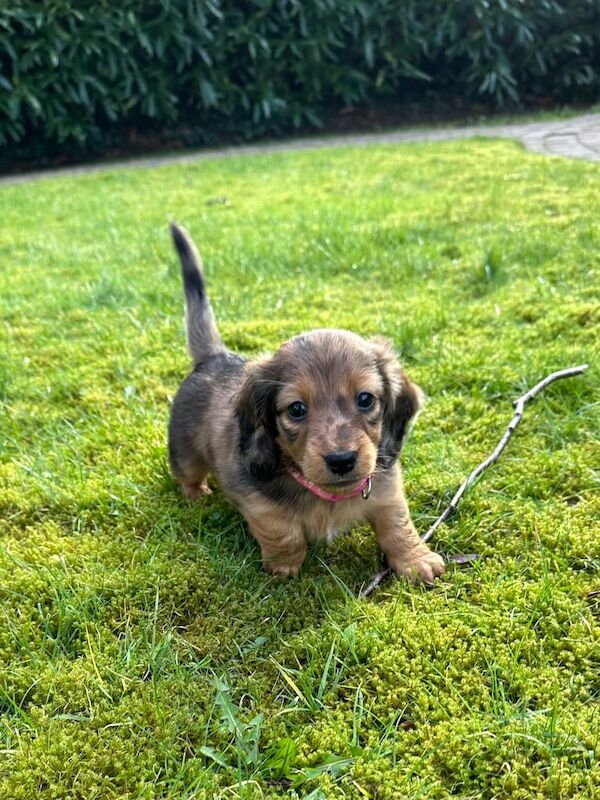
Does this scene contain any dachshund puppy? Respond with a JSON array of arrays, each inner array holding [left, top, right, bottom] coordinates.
[[168, 224, 445, 585]]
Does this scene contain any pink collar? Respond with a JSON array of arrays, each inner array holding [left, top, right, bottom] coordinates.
[[287, 468, 372, 502]]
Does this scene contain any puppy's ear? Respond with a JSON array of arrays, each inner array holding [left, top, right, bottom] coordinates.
[[371, 337, 425, 469], [236, 360, 281, 481]]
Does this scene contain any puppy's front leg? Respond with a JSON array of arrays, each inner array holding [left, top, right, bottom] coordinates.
[[244, 507, 307, 578], [369, 471, 445, 585]]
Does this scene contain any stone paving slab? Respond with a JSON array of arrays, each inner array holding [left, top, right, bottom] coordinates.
[[1, 112, 598, 186]]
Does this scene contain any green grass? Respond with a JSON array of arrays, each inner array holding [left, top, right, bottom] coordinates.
[[1, 138, 599, 799]]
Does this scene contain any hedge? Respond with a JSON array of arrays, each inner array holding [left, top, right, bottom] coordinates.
[[1, 0, 599, 159]]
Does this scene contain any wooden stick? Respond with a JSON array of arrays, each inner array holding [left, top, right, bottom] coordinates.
[[360, 364, 589, 598]]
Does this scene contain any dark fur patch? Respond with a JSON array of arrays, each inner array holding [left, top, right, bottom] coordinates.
[[171, 223, 205, 301], [237, 363, 282, 481], [335, 394, 350, 414], [377, 367, 421, 469]]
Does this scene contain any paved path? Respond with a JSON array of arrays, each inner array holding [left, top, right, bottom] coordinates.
[[2, 112, 599, 185]]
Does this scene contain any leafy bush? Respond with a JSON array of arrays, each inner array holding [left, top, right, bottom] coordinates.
[[1, 0, 599, 157]]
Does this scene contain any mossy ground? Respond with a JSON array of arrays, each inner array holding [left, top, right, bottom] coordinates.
[[1, 139, 598, 799]]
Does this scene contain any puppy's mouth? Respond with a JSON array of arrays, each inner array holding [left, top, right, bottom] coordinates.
[[322, 476, 362, 489], [291, 463, 365, 490]]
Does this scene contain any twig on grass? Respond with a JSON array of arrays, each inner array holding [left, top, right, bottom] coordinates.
[[361, 364, 589, 598]]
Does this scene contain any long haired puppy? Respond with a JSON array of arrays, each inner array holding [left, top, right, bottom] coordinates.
[[168, 224, 445, 584]]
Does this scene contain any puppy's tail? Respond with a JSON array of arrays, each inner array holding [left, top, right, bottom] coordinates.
[[170, 223, 224, 364]]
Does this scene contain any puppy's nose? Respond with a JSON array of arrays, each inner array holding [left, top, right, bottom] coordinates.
[[324, 451, 357, 476]]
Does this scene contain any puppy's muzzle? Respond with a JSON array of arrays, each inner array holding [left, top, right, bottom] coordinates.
[[324, 450, 358, 476]]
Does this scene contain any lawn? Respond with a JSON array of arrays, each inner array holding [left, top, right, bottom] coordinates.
[[0, 139, 598, 799]]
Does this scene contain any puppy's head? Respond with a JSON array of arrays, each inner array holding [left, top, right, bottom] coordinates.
[[236, 330, 423, 490]]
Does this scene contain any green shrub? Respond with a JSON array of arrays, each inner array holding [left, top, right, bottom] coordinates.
[[1, 0, 599, 158]]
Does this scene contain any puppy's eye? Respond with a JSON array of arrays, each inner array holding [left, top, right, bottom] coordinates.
[[287, 401, 308, 420], [356, 392, 375, 410]]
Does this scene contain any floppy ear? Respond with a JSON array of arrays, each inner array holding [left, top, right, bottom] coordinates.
[[236, 360, 281, 481], [371, 337, 425, 469]]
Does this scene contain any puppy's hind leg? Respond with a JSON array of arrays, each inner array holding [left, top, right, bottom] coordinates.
[[171, 453, 212, 500], [168, 369, 216, 501], [180, 474, 212, 500], [168, 417, 212, 500]]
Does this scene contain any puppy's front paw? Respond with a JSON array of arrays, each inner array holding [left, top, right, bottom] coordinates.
[[263, 559, 302, 579], [393, 546, 445, 586]]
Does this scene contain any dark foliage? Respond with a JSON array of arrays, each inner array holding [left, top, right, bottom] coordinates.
[[1, 0, 599, 158]]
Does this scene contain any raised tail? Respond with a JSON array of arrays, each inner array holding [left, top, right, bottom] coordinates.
[[170, 223, 224, 364]]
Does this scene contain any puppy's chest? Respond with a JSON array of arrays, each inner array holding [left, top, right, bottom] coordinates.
[[302, 498, 367, 543]]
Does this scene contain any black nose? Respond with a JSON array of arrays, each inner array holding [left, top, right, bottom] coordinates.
[[324, 451, 357, 476]]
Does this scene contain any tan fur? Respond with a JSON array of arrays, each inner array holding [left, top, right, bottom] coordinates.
[[168, 226, 444, 585]]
